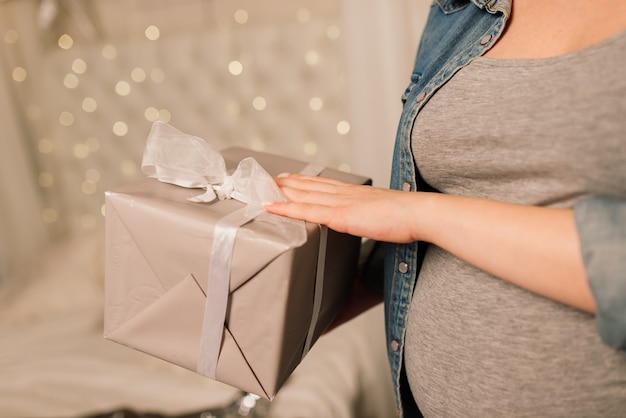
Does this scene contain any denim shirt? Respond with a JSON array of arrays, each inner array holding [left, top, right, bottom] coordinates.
[[379, 0, 626, 416]]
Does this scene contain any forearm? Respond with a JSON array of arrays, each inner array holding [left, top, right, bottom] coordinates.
[[266, 175, 596, 313], [414, 192, 595, 313]]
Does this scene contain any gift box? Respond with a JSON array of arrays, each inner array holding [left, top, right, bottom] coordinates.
[[103, 122, 371, 399]]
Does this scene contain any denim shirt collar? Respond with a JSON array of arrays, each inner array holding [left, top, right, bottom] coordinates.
[[435, 0, 511, 15], [472, 0, 510, 14]]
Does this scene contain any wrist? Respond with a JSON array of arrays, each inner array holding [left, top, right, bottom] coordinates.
[[410, 191, 441, 243]]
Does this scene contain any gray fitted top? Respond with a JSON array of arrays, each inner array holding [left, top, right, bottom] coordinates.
[[406, 29, 626, 417]]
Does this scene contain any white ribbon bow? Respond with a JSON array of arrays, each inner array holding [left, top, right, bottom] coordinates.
[[142, 121, 287, 211], [140, 121, 324, 380]]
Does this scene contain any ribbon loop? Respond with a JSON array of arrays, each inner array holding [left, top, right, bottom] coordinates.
[[142, 121, 226, 189]]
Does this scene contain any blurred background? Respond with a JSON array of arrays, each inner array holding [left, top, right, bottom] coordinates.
[[0, 0, 428, 416]]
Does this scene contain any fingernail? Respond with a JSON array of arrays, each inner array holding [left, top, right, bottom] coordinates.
[[277, 172, 290, 178]]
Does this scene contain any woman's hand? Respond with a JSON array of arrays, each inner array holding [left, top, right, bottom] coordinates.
[[265, 174, 421, 243], [266, 173, 596, 313]]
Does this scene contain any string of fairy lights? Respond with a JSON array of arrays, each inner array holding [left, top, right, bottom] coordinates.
[[3, 1, 354, 241]]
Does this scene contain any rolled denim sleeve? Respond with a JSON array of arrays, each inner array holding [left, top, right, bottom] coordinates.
[[573, 196, 626, 349]]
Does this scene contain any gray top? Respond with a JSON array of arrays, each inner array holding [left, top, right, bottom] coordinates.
[[406, 29, 626, 417]]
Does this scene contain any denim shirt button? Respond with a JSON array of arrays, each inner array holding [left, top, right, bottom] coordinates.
[[480, 33, 493, 45], [390, 339, 400, 352], [398, 261, 409, 273], [416, 91, 427, 103], [401, 181, 411, 192]]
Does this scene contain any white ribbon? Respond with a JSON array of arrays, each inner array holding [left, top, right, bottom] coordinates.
[[302, 225, 328, 359], [141, 121, 327, 379], [142, 121, 287, 209], [197, 206, 260, 378]]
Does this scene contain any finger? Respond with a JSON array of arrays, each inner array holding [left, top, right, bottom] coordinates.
[[277, 173, 346, 183], [279, 185, 347, 207], [264, 201, 336, 226], [275, 177, 346, 195], [275, 174, 349, 188]]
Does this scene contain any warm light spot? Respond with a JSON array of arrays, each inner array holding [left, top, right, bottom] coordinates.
[[145, 25, 160, 41], [42, 208, 58, 223], [58, 34, 74, 50], [102, 44, 117, 60], [249, 137, 266, 151], [326, 25, 340, 40], [115, 80, 131, 96], [131, 68, 146, 82], [338, 163, 352, 173], [252, 96, 266, 111], [72, 58, 87, 74], [337, 120, 351, 135], [113, 121, 128, 137], [38, 138, 54, 154], [63, 73, 79, 89], [158, 109, 171, 122], [82, 97, 97, 112], [234, 9, 248, 24], [4, 29, 18, 44], [59, 111, 74, 126], [309, 97, 323, 111], [305, 50, 320, 66], [228, 60, 243, 76], [144, 107, 159, 121], [73, 143, 89, 159], [101, 204, 106, 217], [12, 67, 27, 82], [303, 141, 318, 156], [296, 8, 311, 23], [38, 172, 54, 188]]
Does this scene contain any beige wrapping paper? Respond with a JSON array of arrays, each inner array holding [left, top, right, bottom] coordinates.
[[104, 146, 371, 399]]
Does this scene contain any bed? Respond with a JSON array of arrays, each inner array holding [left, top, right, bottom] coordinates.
[[0, 230, 395, 417]]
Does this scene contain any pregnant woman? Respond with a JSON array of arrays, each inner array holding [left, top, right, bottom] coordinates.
[[266, 1, 626, 417]]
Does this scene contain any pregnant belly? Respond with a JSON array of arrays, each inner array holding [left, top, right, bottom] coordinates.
[[403, 246, 626, 418]]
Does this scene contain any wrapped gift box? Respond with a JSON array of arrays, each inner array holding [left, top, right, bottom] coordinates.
[[104, 130, 371, 400]]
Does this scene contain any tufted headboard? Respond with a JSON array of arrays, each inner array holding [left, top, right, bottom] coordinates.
[[1, 0, 427, 276]]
